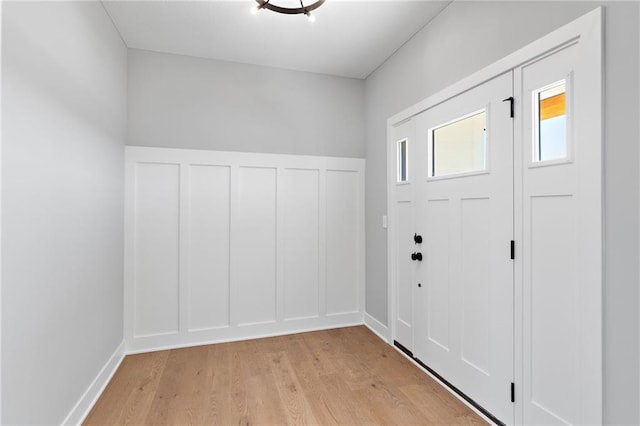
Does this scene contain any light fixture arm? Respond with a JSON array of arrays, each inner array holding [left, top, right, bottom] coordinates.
[[254, 0, 325, 16]]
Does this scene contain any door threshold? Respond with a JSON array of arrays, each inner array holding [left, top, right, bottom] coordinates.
[[393, 341, 506, 426]]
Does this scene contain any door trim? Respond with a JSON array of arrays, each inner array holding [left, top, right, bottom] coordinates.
[[386, 7, 602, 127], [386, 7, 602, 424], [0, 2, 4, 422]]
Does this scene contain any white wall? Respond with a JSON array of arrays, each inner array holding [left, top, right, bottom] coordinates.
[[1, 1, 127, 424], [127, 49, 365, 158], [364, 2, 639, 424]]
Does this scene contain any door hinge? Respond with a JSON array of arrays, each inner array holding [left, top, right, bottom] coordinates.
[[510, 240, 515, 260], [502, 96, 515, 118], [510, 382, 515, 403]]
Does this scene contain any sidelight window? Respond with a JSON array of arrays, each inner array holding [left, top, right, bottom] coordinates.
[[534, 80, 568, 162], [397, 139, 408, 182]]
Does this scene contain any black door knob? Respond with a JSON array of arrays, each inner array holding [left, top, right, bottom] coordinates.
[[418, 283, 422, 288], [415, 252, 423, 261], [411, 252, 417, 261], [414, 233, 423, 244]]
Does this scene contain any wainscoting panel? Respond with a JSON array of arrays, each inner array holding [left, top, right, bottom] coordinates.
[[125, 147, 365, 352], [133, 162, 180, 338], [281, 168, 320, 321], [234, 166, 278, 327], [326, 170, 361, 316], [187, 165, 231, 332]]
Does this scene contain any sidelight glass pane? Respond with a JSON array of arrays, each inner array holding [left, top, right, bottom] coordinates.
[[398, 139, 408, 182], [535, 81, 567, 162], [431, 111, 487, 177]]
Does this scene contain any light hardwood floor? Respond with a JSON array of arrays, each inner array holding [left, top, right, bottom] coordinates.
[[84, 326, 486, 425]]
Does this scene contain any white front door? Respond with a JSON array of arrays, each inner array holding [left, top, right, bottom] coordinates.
[[515, 38, 603, 426], [388, 10, 603, 426], [413, 72, 515, 424]]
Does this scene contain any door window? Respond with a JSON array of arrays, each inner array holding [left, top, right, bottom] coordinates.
[[429, 111, 487, 177]]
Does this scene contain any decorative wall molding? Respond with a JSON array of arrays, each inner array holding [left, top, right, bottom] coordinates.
[[125, 147, 366, 353]]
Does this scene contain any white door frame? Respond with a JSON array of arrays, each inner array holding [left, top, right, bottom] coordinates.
[[386, 7, 602, 423], [0, 1, 4, 421]]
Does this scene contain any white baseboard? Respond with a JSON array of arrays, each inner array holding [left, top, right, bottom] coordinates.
[[126, 314, 365, 354], [62, 340, 125, 426], [364, 312, 390, 343]]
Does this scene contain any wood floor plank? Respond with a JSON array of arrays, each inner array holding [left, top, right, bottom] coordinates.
[[229, 344, 251, 422], [147, 345, 219, 424], [284, 340, 347, 425], [84, 351, 169, 425], [143, 347, 193, 424], [319, 373, 379, 425], [85, 326, 488, 425], [299, 331, 339, 377], [267, 351, 320, 425], [400, 382, 486, 425], [203, 342, 233, 425], [244, 373, 288, 425]]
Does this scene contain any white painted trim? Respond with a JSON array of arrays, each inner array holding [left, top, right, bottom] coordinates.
[[125, 146, 364, 170], [125, 147, 366, 354], [126, 313, 364, 354], [638, 2, 640, 418], [126, 320, 364, 355], [0, 1, 4, 422], [387, 8, 603, 128], [386, 124, 396, 349], [364, 312, 391, 343], [357, 163, 368, 325], [61, 341, 125, 426]]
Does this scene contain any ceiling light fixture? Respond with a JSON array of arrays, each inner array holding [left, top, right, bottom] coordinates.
[[251, 0, 325, 22]]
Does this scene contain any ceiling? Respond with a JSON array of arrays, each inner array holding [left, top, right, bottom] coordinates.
[[101, 0, 452, 79]]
